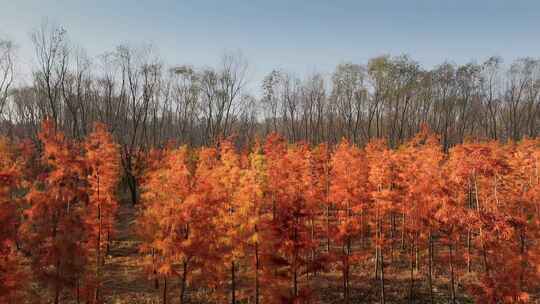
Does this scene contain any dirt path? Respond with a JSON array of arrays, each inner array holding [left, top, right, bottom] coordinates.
[[102, 203, 158, 304]]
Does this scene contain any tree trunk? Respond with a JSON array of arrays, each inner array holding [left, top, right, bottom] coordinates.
[[106, 228, 111, 256], [380, 218, 385, 304], [255, 240, 260, 304], [310, 217, 316, 278], [127, 172, 137, 205], [95, 201, 102, 303], [163, 277, 167, 304], [390, 213, 395, 264], [293, 220, 299, 298], [449, 242, 456, 304], [408, 237, 414, 303], [76, 278, 80, 304], [326, 205, 331, 252], [152, 248, 159, 290], [360, 209, 365, 248], [380, 246, 386, 304], [343, 238, 351, 304], [375, 241, 380, 280], [466, 229, 471, 273], [180, 260, 188, 304], [54, 259, 61, 304], [415, 234, 419, 272], [428, 232, 434, 304], [401, 213, 406, 251], [231, 261, 236, 304]]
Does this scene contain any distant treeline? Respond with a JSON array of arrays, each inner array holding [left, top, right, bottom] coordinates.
[[1, 23, 540, 149]]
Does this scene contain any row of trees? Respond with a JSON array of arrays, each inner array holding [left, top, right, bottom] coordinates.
[[1, 118, 539, 303], [2, 23, 540, 205], [139, 129, 540, 303], [2, 23, 540, 148], [0, 121, 120, 303]]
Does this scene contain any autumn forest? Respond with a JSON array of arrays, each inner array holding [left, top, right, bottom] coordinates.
[[1, 21, 540, 304], [1, 119, 539, 303]]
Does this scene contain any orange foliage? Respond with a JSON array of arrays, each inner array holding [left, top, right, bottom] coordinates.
[[3, 121, 540, 304], [21, 120, 89, 303], [0, 137, 28, 303], [83, 123, 121, 302]]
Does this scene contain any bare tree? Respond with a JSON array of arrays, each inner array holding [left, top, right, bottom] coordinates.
[[262, 69, 282, 135], [114, 44, 161, 205], [480, 56, 502, 140], [61, 46, 92, 138], [168, 65, 200, 145], [200, 51, 248, 144], [0, 38, 14, 119], [300, 73, 326, 144], [331, 63, 367, 144], [31, 21, 69, 126]]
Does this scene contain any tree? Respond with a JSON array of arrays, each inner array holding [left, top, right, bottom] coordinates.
[[330, 64, 368, 144], [0, 39, 15, 119], [138, 146, 192, 304], [31, 21, 69, 127], [0, 137, 27, 303], [231, 144, 264, 303], [208, 140, 243, 303], [20, 120, 89, 304], [394, 128, 445, 303], [329, 139, 369, 303], [366, 138, 397, 304], [83, 122, 120, 302], [200, 52, 248, 144]]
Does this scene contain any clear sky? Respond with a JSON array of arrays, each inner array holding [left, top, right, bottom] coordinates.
[[1, 0, 540, 85]]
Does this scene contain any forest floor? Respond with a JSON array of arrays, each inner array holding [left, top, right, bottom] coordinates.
[[102, 202, 158, 303], [100, 202, 476, 304]]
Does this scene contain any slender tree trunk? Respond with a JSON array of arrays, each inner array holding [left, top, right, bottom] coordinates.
[[180, 260, 188, 304], [255, 240, 260, 304], [76, 278, 80, 304], [54, 286, 60, 304], [310, 217, 316, 278], [106, 228, 111, 256], [401, 213, 406, 251], [375, 241, 380, 280], [466, 229, 471, 273], [163, 277, 167, 304], [519, 228, 526, 290], [449, 242, 456, 304], [408, 237, 415, 303], [95, 199, 102, 303], [54, 259, 61, 304], [380, 244, 386, 304], [272, 195, 276, 221], [293, 219, 299, 298], [428, 232, 434, 304], [375, 213, 380, 280], [326, 205, 331, 252], [380, 218, 385, 304], [152, 248, 159, 290], [390, 213, 395, 264], [231, 261, 236, 304], [474, 175, 490, 275], [343, 238, 351, 304], [415, 234, 420, 272], [128, 174, 137, 206], [360, 209, 365, 248]]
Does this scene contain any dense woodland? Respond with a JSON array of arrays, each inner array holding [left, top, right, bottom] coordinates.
[[1, 121, 539, 303], [0, 23, 540, 303]]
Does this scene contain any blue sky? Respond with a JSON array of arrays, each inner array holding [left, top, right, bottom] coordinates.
[[1, 0, 540, 85]]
